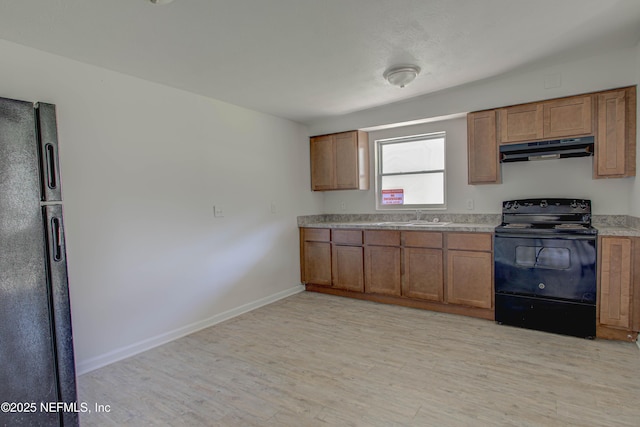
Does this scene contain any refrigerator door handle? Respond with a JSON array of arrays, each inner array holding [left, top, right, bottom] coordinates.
[[45, 143, 58, 190], [42, 204, 78, 424], [51, 216, 63, 262], [37, 103, 63, 202]]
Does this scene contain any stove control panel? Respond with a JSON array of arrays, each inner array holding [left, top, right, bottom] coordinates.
[[502, 198, 591, 214]]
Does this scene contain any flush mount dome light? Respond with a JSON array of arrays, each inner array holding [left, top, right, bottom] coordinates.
[[383, 65, 421, 88], [148, 0, 174, 4]]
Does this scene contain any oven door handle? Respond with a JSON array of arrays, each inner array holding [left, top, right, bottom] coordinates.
[[494, 233, 597, 240]]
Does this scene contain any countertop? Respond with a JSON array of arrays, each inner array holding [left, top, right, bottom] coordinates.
[[298, 214, 640, 237], [593, 226, 640, 237], [298, 213, 500, 233], [301, 221, 497, 233]]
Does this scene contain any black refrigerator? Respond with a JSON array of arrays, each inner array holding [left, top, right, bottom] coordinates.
[[0, 96, 78, 426]]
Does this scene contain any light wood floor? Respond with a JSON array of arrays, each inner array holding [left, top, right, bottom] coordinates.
[[78, 292, 640, 426]]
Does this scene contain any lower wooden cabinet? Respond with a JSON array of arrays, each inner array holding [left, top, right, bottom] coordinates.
[[300, 227, 494, 320], [401, 231, 444, 301], [445, 232, 493, 309], [331, 229, 364, 292], [365, 245, 401, 295], [597, 236, 639, 341], [364, 230, 401, 296], [446, 250, 492, 309], [301, 228, 331, 286], [303, 241, 331, 286], [402, 247, 443, 301], [332, 245, 364, 292], [300, 227, 639, 341]]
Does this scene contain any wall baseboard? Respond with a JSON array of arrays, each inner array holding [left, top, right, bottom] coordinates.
[[76, 284, 305, 375]]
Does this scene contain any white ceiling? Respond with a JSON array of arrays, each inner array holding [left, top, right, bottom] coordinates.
[[1, 0, 639, 124]]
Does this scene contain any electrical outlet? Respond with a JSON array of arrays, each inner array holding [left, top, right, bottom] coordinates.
[[466, 199, 474, 210], [340, 201, 347, 211], [270, 201, 277, 214], [213, 205, 224, 217]]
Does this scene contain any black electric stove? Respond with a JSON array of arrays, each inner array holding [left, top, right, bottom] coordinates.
[[494, 198, 597, 338]]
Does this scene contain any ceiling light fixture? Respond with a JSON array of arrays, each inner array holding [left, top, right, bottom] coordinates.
[[148, 0, 174, 4], [383, 65, 421, 88]]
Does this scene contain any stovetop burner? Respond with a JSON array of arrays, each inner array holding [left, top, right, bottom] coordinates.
[[554, 224, 588, 230], [503, 223, 532, 228]]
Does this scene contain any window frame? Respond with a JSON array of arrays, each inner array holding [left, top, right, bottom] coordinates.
[[374, 131, 447, 211]]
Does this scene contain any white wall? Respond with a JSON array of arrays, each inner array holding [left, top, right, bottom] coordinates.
[[0, 40, 322, 373], [314, 46, 639, 216]]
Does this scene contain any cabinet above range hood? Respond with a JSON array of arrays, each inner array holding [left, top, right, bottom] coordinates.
[[499, 136, 594, 163]]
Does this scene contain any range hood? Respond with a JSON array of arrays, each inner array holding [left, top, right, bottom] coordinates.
[[499, 136, 594, 163]]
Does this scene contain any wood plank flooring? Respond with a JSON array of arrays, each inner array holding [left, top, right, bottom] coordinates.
[[78, 292, 640, 426]]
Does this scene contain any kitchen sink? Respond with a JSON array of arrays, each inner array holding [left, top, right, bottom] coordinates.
[[407, 220, 451, 226], [342, 220, 452, 227], [376, 221, 452, 226]]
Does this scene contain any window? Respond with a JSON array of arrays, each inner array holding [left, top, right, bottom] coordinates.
[[375, 132, 445, 210]]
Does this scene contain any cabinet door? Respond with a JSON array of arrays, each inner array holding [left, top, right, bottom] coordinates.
[[334, 132, 360, 189], [332, 245, 364, 292], [543, 95, 592, 138], [402, 247, 443, 301], [467, 111, 500, 184], [599, 237, 632, 329], [446, 250, 492, 309], [365, 246, 401, 296], [595, 90, 628, 178], [303, 241, 332, 286], [499, 104, 543, 143], [310, 135, 334, 190]]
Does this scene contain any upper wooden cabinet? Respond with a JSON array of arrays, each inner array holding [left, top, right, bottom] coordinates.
[[467, 110, 500, 185], [310, 134, 333, 190], [498, 103, 543, 143], [498, 95, 592, 144], [594, 87, 637, 179], [468, 86, 636, 184], [310, 130, 369, 191], [543, 95, 593, 138]]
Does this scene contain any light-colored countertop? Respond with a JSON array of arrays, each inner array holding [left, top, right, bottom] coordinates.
[[594, 226, 640, 237], [298, 214, 640, 237], [301, 221, 497, 233], [298, 213, 500, 233]]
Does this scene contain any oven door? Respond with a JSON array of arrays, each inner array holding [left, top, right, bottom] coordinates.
[[494, 234, 596, 303]]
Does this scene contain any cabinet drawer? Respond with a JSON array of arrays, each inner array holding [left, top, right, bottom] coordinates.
[[332, 229, 363, 245], [447, 233, 492, 252], [365, 230, 400, 246], [303, 228, 330, 242], [402, 231, 443, 248]]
